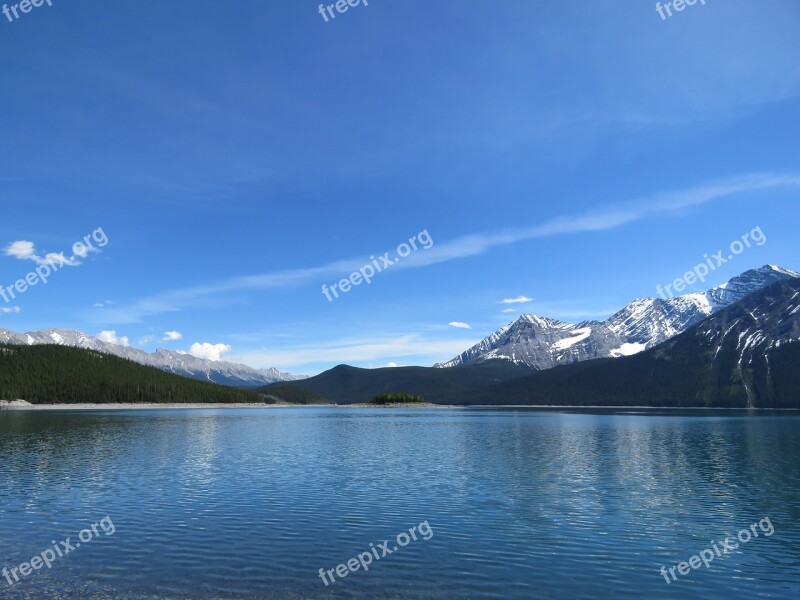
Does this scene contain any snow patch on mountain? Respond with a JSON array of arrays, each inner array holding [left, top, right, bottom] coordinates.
[[609, 342, 647, 357], [552, 327, 592, 350]]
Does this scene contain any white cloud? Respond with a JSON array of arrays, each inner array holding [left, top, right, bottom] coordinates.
[[500, 296, 533, 305], [137, 335, 156, 345], [97, 330, 130, 347], [448, 321, 472, 329], [4, 241, 36, 260], [0, 306, 21, 314], [3, 240, 81, 267], [93, 300, 113, 308], [189, 342, 232, 361], [161, 331, 183, 342], [386, 362, 399, 368], [501, 308, 517, 313]]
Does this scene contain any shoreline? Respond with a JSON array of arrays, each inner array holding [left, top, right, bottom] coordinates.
[[0, 401, 319, 411], [1, 402, 447, 410], [3, 401, 799, 411]]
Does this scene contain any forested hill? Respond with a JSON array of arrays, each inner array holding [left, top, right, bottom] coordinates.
[[0, 344, 262, 404]]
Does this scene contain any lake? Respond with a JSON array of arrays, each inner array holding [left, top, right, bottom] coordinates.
[[1, 407, 799, 599]]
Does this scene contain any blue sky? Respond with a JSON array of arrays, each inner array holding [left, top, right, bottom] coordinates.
[[1, 0, 798, 375]]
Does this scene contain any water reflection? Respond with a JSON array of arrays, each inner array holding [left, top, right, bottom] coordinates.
[[0, 408, 798, 599]]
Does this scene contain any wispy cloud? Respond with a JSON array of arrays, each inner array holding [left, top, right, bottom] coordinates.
[[1, 306, 21, 315], [98, 257, 365, 324], [161, 331, 183, 342], [96, 172, 800, 323], [501, 308, 517, 313], [448, 321, 472, 329], [500, 296, 533, 305], [397, 172, 800, 271]]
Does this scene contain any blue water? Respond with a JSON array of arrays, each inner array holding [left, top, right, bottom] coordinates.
[[1, 407, 799, 599]]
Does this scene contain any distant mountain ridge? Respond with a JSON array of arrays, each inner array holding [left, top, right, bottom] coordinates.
[[437, 265, 800, 370], [0, 328, 303, 387]]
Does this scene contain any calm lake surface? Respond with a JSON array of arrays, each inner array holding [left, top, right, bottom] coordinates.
[[1, 407, 799, 599]]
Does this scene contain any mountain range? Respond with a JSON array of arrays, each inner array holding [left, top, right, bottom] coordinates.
[[436, 265, 799, 370], [0, 328, 302, 387]]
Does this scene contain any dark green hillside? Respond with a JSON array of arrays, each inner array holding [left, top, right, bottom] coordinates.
[[0, 344, 262, 404], [261, 359, 533, 404], [261, 384, 327, 405]]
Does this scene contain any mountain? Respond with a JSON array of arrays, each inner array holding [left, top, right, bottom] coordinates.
[[437, 265, 800, 370], [452, 278, 800, 408], [261, 359, 534, 405], [0, 328, 303, 387], [0, 343, 263, 404]]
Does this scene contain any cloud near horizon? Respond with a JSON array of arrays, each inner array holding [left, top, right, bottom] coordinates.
[[98, 330, 130, 347], [189, 342, 232, 361]]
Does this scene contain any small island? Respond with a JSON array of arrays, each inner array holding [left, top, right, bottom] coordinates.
[[369, 393, 426, 405]]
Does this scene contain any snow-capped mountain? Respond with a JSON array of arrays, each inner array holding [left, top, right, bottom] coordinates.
[[0, 328, 303, 387], [437, 265, 800, 370], [458, 278, 800, 408]]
